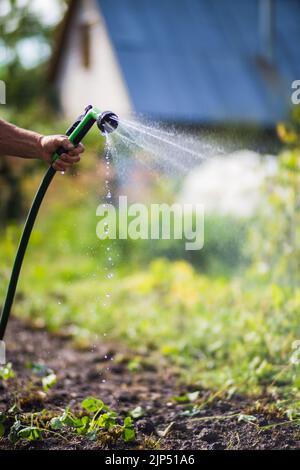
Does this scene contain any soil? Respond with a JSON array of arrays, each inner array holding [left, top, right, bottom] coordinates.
[[0, 317, 299, 450]]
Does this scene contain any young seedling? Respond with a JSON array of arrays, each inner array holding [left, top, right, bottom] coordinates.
[[50, 396, 136, 443], [0, 362, 15, 381], [1, 396, 136, 445]]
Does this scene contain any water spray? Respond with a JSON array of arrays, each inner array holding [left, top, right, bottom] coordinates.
[[0, 105, 119, 340]]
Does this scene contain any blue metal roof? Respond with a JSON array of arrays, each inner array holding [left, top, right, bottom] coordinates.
[[97, 0, 300, 126]]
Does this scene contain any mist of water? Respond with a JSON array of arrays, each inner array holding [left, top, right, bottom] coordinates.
[[108, 115, 227, 180]]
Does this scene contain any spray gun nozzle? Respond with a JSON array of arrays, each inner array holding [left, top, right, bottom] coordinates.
[[97, 111, 119, 135]]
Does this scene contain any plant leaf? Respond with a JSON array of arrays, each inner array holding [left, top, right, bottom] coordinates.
[[129, 406, 144, 419], [50, 417, 63, 430], [237, 414, 257, 423], [0, 363, 15, 381], [123, 427, 135, 442], [81, 397, 104, 413], [8, 420, 22, 443], [42, 373, 57, 391], [18, 426, 42, 442]]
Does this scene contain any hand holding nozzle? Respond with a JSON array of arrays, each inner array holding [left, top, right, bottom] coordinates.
[[40, 135, 85, 172]]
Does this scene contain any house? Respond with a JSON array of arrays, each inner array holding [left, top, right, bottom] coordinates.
[[50, 0, 300, 127]]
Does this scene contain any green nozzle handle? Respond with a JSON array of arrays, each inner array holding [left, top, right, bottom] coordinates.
[[52, 107, 100, 163]]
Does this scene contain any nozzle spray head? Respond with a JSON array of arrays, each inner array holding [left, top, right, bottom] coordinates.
[[97, 111, 119, 135]]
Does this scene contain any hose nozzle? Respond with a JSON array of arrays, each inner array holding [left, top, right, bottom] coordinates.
[[97, 111, 119, 135]]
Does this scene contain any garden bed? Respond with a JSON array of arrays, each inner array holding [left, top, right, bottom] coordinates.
[[0, 317, 299, 450]]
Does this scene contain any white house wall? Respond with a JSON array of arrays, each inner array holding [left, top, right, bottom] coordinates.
[[55, 0, 132, 119]]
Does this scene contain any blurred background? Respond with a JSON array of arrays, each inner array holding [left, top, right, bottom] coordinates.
[[1, 0, 300, 398]]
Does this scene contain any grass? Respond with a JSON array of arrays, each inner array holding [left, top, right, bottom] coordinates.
[[1, 188, 300, 405]]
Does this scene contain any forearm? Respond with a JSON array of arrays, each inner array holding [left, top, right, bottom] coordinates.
[[0, 119, 43, 159], [0, 118, 84, 171]]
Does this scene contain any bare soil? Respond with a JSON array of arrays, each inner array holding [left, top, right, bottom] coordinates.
[[0, 317, 299, 450]]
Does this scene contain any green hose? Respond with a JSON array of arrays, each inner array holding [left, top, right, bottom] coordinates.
[[0, 106, 99, 340], [0, 167, 56, 339]]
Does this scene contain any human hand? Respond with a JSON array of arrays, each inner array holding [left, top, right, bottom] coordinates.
[[39, 135, 84, 171]]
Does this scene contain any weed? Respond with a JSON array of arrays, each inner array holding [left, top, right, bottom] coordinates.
[[0, 363, 15, 381], [49, 396, 135, 443], [129, 406, 145, 419], [172, 391, 200, 403], [42, 373, 57, 392], [0, 396, 136, 445]]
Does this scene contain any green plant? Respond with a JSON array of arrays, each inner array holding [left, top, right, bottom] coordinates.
[[50, 396, 135, 442], [42, 373, 57, 392], [0, 396, 136, 445], [129, 406, 145, 419], [0, 362, 15, 380], [249, 106, 300, 286]]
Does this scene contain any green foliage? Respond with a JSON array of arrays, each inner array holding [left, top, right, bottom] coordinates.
[[172, 391, 200, 403], [42, 373, 57, 392], [81, 397, 104, 413], [49, 397, 135, 442], [249, 107, 300, 286], [0, 362, 15, 380], [17, 426, 42, 442], [129, 406, 145, 419], [0, 396, 135, 444], [237, 414, 257, 424], [123, 417, 135, 442], [8, 420, 23, 443], [0, 0, 63, 110], [1, 183, 300, 396]]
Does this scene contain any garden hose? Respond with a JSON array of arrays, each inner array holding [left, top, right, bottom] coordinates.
[[0, 105, 118, 340]]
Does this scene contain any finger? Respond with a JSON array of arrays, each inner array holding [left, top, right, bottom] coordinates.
[[54, 136, 75, 152], [59, 153, 81, 163], [67, 144, 84, 156], [76, 143, 85, 154], [53, 160, 72, 171], [52, 162, 65, 171], [66, 149, 81, 157], [59, 161, 72, 169], [52, 160, 66, 171]]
